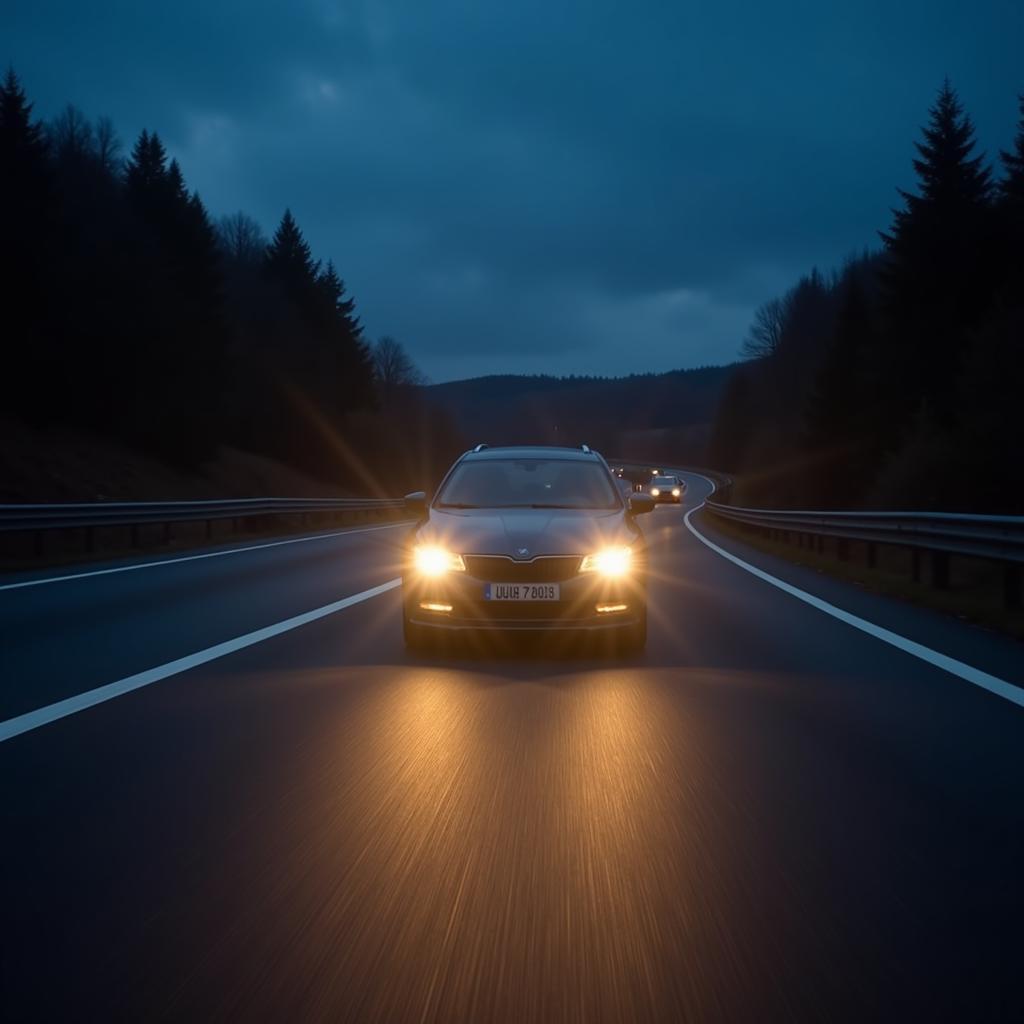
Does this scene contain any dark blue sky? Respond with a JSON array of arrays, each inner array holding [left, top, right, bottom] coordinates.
[[4, 0, 1022, 381]]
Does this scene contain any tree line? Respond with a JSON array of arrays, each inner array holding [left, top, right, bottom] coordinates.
[[426, 366, 730, 462], [709, 81, 1024, 513], [0, 70, 461, 495]]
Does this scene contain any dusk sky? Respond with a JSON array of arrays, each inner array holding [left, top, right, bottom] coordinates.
[[4, 0, 1022, 381]]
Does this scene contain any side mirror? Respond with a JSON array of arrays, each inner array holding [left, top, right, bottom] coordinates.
[[404, 491, 427, 518], [628, 493, 655, 515]]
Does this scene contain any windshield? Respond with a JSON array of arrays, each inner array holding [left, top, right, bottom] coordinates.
[[653, 476, 677, 486], [436, 458, 621, 510]]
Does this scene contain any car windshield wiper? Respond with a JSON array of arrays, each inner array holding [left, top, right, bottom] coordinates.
[[525, 503, 588, 509], [437, 502, 484, 508]]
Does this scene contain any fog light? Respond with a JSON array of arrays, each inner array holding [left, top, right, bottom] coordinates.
[[420, 601, 453, 613], [596, 602, 628, 613]]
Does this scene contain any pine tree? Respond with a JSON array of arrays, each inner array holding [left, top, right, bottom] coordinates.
[[123, 130, 169, 199], [316, 260, 361, 336], [1, 69, 55, 419], [998, 94, 1024, 205], [118, 133, 228, 463], [878, 80, 995, 429], [265, 209, 318, 290], [997, 94, 1024, 293], [0, 67, 48, 170], [313, 259, 374, 414]]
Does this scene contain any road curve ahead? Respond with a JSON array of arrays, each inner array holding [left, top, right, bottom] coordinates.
[[2, 474, 1023, 1022]]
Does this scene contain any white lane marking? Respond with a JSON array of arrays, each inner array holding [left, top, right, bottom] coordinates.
[[684, 504, 1024, 709], [0, 578, 402, 743], [0, 521, 409, 592]]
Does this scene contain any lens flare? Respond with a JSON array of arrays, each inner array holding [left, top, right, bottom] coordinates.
[[580, 547, 633, 577], [413, 545, 466, 576]]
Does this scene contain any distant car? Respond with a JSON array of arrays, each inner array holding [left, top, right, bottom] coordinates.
[[649, 474, 684, 503], [402, 445, 653, 652]]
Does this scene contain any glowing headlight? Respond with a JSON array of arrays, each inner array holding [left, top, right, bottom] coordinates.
[[413, 545, 466, 576], [672, 488, 680, 497], [579, 546, 633, 577], [651, 488, 661, 497]]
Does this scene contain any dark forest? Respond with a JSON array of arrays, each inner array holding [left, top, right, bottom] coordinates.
[[1, 69, 461, 497], [3, 73, 1021, 510], [709, 81, 1024, 513]]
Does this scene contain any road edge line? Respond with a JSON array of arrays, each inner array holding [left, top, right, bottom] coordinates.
[[683, 502, 1024, 710], [0, 521, 409, 592], [0, 578, 402, 743]]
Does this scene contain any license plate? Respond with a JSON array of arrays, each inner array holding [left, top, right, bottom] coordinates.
[[484, 583, 560, 601]]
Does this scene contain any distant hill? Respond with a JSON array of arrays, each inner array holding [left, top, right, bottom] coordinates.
[[424, 365, 734, 464]]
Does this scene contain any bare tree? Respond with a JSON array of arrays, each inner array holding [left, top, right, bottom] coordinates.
[[48, 103, 94, 159], [372, 336, 427, 403], [216, 211, 268, 264], [94, 116, 121, 174], [740, 296, 788, 360]]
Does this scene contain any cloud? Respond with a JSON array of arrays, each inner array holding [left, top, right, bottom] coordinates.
[[4, 0, 1021, 379]]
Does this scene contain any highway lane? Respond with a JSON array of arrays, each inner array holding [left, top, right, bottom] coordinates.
[[0, 522, 409, 721], [2, 473, 1023, 1022]]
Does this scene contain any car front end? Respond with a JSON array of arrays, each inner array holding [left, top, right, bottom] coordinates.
[[404, 542, 646, 639], [401, 446, 652, 651], [649, 476, 683, 504]]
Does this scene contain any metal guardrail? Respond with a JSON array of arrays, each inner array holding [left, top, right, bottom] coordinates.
[[0, 496, 411, 559], [0, 497, 407, 532], [704, 502, 1024, 563], [703, 499, 1024, 607]]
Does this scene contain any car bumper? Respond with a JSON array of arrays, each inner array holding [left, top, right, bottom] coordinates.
[[403, 571, 645, 633]]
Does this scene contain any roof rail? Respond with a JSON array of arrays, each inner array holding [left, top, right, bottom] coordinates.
[[472, 443, 489, 453], [580, 444, 592, 454]]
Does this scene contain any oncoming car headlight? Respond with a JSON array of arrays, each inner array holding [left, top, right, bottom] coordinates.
[[672, 488, 680, 497], [413, 545, 466, 576], [651, 488, 661, 497], [579, 546, 633, 577]]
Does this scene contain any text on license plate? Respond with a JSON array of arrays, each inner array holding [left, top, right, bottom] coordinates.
[[484, 583, 560, 601]]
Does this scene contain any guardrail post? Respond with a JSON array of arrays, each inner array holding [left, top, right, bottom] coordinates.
[[162, 522, 171, 545], [205, 519, 212, 540], [866, 542, 877, 569], [931, 551, 950, 590], [1004, 564, 1021, 610], [131, 524, 140, 548], [34, 530, 43, 558], [837, 538, 849, 562], [911, 549, 921, 583]]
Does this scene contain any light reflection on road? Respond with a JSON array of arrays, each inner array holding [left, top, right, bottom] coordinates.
[[260, 661, 715, 1022]]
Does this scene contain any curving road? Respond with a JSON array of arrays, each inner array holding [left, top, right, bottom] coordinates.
[[2, 473, 1023, 1022]]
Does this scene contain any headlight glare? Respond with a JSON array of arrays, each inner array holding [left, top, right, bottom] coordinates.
[[651, 488, 661, 496], [672, 488, 680, 497], [413, 544, 466, 576], [580, 546, 633, 577]]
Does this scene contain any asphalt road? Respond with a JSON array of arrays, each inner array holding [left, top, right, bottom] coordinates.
[[2, 473, 1023, 1022]]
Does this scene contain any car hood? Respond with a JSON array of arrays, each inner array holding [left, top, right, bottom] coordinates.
[[418, 507, 633, 557]]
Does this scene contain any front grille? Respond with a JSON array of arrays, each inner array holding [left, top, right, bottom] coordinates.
[[463, 555, 581, 582]]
